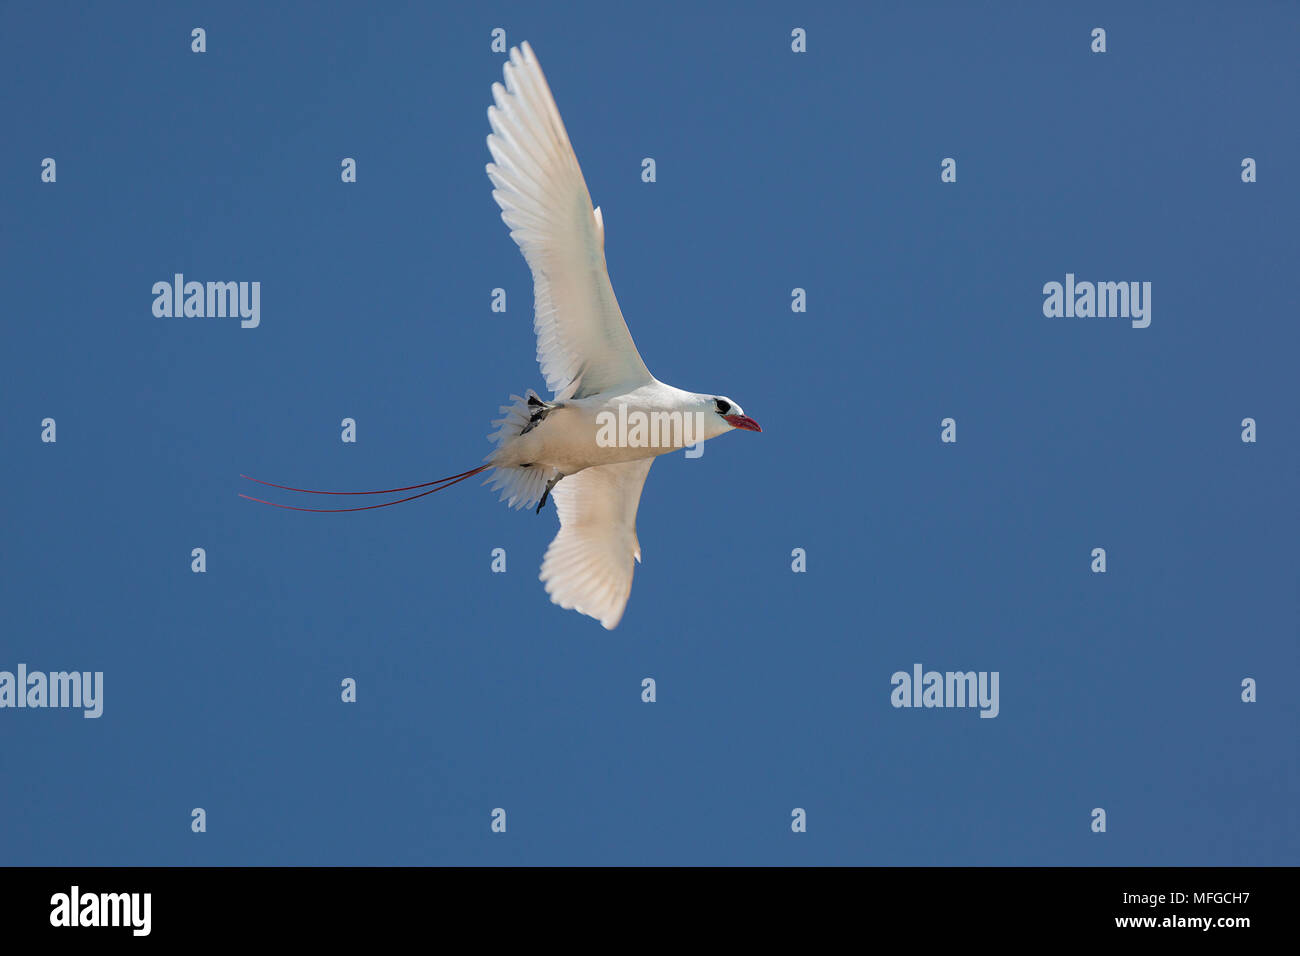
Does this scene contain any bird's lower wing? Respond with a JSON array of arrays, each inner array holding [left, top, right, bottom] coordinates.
[[486, 42, 653, 400], [540, 459, 654, 629]]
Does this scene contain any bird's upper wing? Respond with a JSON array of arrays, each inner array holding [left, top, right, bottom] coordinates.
[[486, 42, 653, 401], [540, 459, 654, 629]]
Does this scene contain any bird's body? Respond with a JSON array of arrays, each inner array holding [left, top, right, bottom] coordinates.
[[243, 41, 759, 630], [488, 382, 729, 473]]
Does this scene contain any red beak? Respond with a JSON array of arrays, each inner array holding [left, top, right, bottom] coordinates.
[[723, 414, 762, 433]]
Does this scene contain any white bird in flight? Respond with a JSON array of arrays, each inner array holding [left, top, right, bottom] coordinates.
[[242, 42, 761, 629]]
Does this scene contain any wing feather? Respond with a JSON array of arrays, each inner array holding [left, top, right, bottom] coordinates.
[[540, 459, 653, 629], [486, 42, 653, 400]]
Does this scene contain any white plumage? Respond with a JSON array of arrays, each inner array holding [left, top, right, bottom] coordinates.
[[482, 42, 761, 629], [486, 43, 651, 402], [541, 459, 654, 629]]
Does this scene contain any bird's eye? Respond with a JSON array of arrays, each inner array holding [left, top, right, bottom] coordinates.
[[715, 399, 731, 415]]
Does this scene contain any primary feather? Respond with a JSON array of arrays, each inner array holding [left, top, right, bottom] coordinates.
[[486, 42, 653, 401]]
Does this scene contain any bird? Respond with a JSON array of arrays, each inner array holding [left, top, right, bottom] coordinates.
[[241, 41, 761, 629]]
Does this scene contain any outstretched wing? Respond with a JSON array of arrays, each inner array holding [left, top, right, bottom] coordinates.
[[486, 42, 653, 400], [540, 459, 654, 629]]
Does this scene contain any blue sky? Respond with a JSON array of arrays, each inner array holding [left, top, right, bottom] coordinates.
[[2, 1, 1296, 865]]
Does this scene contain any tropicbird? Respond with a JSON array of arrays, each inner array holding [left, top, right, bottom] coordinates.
[[242, 42, 761, 629]]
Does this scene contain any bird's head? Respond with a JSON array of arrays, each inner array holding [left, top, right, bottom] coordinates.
[[709, 395, 761, 434]]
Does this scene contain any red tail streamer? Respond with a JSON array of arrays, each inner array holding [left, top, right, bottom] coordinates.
[[239, 464, 490, 512], [239, 465, 489, 496]]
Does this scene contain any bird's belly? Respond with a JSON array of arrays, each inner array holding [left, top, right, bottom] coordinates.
[[517, 403, 686, 474]]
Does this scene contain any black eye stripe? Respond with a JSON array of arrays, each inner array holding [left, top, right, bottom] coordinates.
[[715, 399, 731, 414]]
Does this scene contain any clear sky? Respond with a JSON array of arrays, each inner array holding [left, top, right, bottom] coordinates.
[[2, 1, 1296, 865]]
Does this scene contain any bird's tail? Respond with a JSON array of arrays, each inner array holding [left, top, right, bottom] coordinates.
[[483, 389, 560, 511], [238, 464, 492, 512], [240, 387, 559, 512]]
